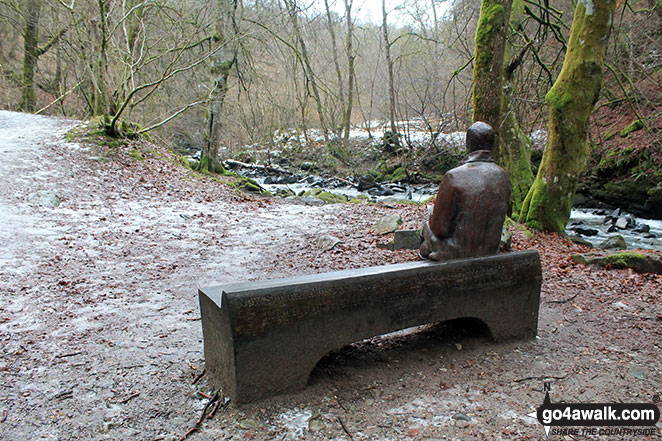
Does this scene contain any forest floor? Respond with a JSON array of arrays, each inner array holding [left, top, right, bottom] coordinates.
[[0, 110, 660, 441]]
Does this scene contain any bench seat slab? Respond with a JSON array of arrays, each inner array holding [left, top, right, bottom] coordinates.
[[199, 250, 542, 403]]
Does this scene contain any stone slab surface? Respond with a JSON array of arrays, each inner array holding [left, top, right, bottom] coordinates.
[[199, 250, 542, 403]]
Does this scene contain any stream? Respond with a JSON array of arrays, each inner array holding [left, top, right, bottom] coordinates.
[[227, 162, 662, 251], [567, 208, 661, 251]]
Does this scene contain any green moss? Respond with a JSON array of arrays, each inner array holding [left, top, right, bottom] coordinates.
[[236, 180, 263, 193], [65, 116, 148, 150], [318, 191, 347, 204], [390, 167, 408, 182], [504, 217, 534, 240], [65, 116, 128, 152], [472, 0, 508, 123], [128, 149, 144, 161], [381, 197, 422, 206], [544, 88, 573, 111], [519, 166, 576, 232], [211, 60, 233, 76], [619, 119, 644, 137], [474, 3, 507, 65], [418, 172, 445, 183], [349, 194, 369, 204], [497, 94, 534, 214], [603, 130, 615, 140], [198, 155, 227, 175], [603, 252, 647, 269], [519, 0, 616, 231], [301, 188, 347, 204], [227, 175, 266, 194]]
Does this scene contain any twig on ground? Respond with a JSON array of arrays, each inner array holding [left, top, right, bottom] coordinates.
[[54, 391, 74, 400], [192, 368, 206, 385], [514, 374, 567, 383], [209, 396, 230, 419], [337, 417, 353, 439], [55, 352, 82, 359], [178, 390, 220, 441], [334, 395, 347, 411], [119, 393, 140, 404], [547, 293, 580, 304]]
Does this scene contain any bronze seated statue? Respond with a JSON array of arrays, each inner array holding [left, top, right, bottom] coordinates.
[[420, 121, 511, 261]]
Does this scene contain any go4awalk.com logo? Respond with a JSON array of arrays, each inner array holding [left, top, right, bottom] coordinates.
[[527, 384, 660, 437]]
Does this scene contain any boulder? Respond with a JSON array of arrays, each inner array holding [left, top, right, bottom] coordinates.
[[26, 190, 61, 208], [356, 175, 377, 191], [572, 226, 599, 236], [568, 235, 593, 247], [614, 217, 629, 229], [572, 252, 662, 274], [315, 235, 343, 251], [300, 188, 347, 204], [599, 235, 627, 250], [275, 188, 295, 198], [633, 224, 650, 233], [372, 214, 403, 234], [368, 184, 395, 196], [378, 229, 421, 250]]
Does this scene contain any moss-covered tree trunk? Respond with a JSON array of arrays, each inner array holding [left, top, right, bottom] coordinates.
[[497, 0, 533, 215], [200, 0, 238, 174], [519, 0, 617, 231], [18, 0, 41, 113], [472, 0, 512, 128]]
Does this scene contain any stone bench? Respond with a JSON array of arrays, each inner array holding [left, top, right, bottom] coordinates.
[[199, 250, 542, 404]]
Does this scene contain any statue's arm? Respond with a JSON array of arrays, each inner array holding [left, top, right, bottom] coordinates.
[[428, 174, 454, 238]]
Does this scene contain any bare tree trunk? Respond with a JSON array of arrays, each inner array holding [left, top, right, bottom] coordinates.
[[91, 0, 110, 119], [18, 0, 41, 112], [201, 0, 239, 174], [341, 0, 355, 144], [381, 0, 398, 144], [323, 0, 345, 137], [520, 0, 617, 231], [284, 0, 328, 141]]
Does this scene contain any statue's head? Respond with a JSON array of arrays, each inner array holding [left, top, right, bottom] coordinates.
[[466, 121, 495, 153]]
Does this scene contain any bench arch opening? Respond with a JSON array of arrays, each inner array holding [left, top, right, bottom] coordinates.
[[307, 317, 493, 387]]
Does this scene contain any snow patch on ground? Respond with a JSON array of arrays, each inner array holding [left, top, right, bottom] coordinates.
[[277, 408, 313, 439]]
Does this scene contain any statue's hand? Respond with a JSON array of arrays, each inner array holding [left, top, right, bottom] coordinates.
[[419, 222, 441, 259]]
